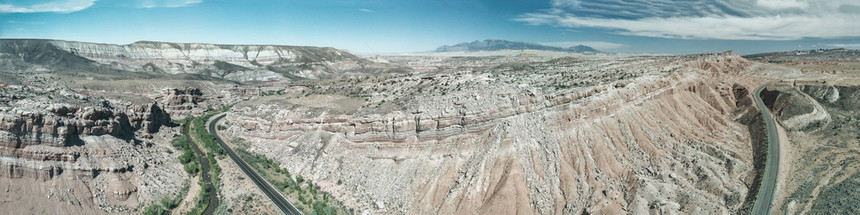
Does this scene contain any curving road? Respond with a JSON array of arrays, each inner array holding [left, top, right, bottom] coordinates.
[[751, 83, 780, 215], [208, 113, 303, 215], [182, 122, 219, 215]]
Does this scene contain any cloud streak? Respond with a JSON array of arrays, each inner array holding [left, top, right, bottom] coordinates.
[[0, 0, 95, 13], [0, 0, 203, 13], [139, 0, 202, 8], [7, 20, 46, 24], [517, 0, 860, 40]]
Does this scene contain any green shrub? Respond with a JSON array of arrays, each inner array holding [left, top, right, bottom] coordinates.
[[161, 196, 177, 209], [142, 204, 166, 215]]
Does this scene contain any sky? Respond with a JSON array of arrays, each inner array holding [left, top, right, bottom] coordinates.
[[1, 0, 859, 55]]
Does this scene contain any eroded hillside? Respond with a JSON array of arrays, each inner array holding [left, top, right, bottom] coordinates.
[[217, 52, 770, 214]]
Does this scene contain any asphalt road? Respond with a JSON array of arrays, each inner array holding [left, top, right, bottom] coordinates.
[[751, 83, 780, 215], [208, 113, 303, 215], [182, 122, 219, 215]]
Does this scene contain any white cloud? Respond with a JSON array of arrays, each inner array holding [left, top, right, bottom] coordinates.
[[517, 0, 860, 40], [539, 41, 625, 50], [756, 0, 807, 10], [139, 0, 202, 8], [527, 14, 860, 40], [0, 0, 96, 13], [359, 8, 375, 13], [0, 0, 203, 13], [7, 20, 46, 24]]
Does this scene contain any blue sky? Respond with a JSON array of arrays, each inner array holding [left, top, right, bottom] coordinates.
[[1, 0, 859, 54]]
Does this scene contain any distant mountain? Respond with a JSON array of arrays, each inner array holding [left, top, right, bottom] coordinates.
[[744, 48, 860, 60], [435, 39, 599, 53]]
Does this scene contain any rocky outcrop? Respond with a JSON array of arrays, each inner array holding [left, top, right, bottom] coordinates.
[[0, 90, 183, 213], [0, 98, 173, 190], [764, 85, 832, 131], [0, 100, 169, 148], [155, 88, 205, 119], [126, 102, 171, 133], [801, 85, 860, 111]]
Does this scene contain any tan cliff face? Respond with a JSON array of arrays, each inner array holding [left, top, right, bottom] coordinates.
[[220, 52, 767, 214]]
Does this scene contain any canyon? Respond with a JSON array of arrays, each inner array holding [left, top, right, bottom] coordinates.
[[0, 39, 857, 214]]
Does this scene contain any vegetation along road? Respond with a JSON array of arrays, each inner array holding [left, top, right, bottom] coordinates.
[[751, 82, 780, 215], [208, 113, 303, 215], [182, 122, 219, 215]]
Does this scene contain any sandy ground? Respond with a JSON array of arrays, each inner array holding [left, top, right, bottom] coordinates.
[[214, 141, 280, 214], [771, 122, 794, 214], [0, 174, 112, 214], [173, 176, 200, 214]]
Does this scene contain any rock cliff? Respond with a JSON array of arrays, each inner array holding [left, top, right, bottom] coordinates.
[[0, 100, 168, 149], [0, 83, 183, 213]]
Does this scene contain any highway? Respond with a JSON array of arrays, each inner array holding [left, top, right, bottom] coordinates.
[[751, 83, 780, 215], [208, 113, 303, 215], [181, 122, 219, 215]]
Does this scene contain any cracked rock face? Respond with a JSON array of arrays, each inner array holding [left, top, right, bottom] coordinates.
[[0, 85, 183, 213], [0, 100, 168, 148], [223, 52, 767, 214], [153, 87, 205, 119]]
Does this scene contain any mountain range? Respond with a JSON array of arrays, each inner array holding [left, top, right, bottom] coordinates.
[[0, 39, 407, 83]]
